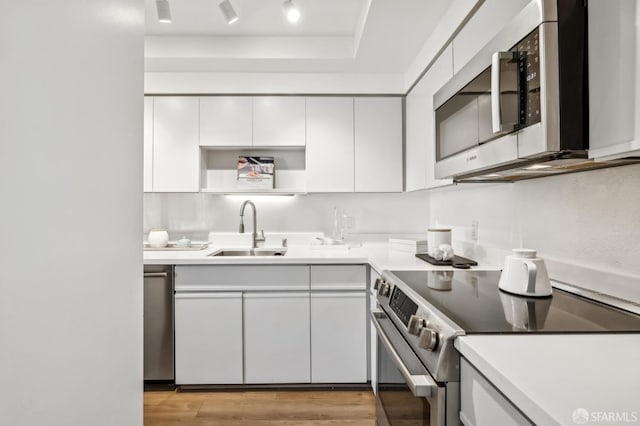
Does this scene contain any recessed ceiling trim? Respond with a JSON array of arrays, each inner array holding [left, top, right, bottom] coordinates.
[[145, 35, 356, 59]]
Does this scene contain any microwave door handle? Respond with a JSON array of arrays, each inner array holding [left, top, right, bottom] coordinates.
[[371, 309, 437, 397], [491, 51, 518, 134]]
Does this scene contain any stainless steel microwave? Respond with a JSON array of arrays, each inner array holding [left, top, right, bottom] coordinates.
[[434, 0, 593, 182]]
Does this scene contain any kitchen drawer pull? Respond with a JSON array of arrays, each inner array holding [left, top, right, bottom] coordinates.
[[370, 309, 436, 397], [144, 272, 169, 278]]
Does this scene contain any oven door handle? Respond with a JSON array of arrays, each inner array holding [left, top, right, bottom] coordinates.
[[370, 309, 437, 397]]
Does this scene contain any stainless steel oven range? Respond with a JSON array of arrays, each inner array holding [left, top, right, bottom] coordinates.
[[372, 270, 640, 426]]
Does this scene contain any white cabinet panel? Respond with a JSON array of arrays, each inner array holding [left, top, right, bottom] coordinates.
[[152, 97, 200, 192], [143, 97, 153, 192], [452, 0, 530, 73], [406, 44, 454, 191], [200, 96, 252, 147], [311, 291, 367, 383], [354, 97, 403, 192], [588, 0, 640, 160], [244, 292, 311, 383], [369, 268, 380, 393], [175, 292, 243, 385], [175, 265, 309, 292], [460, 358, 533, 425], [310, 265, 366, 291], [253, 96, 306, 147], [306, 97, 354, 192]]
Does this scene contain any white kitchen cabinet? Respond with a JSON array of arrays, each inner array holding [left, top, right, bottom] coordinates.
[[406, 45, 454, 191], [460, 357, 533, 425], [310, 265, 367, 383], [452, 0, 530, 73], [354, 97, 403, 192], [200, 96, 252, 147], [244, 292, 311, 383], [175, 292, 243, 385], [588, 0, 640, 160], [253, 96, 306, 147], [152, 96, 200, 192], [306, 97, 355, 192], [143, 97, 153, 192], [369, 268, 380, 393], [310, 291, 367, 383]]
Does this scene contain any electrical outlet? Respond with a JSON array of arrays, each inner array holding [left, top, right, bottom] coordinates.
[[471, 221, 479, 241]]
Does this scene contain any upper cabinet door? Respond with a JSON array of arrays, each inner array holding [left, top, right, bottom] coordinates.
[[306, 97, 354, 192], [152, 97, 200, 192], [354, 97, 402, 192], [451, 0, 530, 73], [143, 97, 153, 192], [406, 45, 454, 191], [588, 0, 640, 160], [253, 96, 306, 147], [200, 96, 252, 147]]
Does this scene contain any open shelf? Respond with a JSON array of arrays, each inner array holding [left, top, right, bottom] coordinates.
[[201, 148, 306, 194]]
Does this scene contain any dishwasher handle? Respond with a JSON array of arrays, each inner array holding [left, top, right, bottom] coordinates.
[[370, 309, 437, 397], [144, 272, 169, 278]]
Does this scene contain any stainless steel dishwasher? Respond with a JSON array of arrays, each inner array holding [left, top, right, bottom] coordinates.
[[144, 265, 174, 382]]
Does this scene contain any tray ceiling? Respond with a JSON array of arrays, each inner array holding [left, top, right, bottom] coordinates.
[[144, 0, 451, 74]]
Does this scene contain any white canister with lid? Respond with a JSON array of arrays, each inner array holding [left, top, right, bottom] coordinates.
[[427, 228, 452, 258], [148, 228, 169, 248]]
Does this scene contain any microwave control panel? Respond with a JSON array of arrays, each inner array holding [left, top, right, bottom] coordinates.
[[513, 28, 541, 127]]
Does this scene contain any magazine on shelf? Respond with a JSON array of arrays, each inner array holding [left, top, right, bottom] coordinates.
[[237, 156, 274, 189]]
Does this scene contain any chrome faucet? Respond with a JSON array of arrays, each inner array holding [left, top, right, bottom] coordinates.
[[239, 200, 265, 249]]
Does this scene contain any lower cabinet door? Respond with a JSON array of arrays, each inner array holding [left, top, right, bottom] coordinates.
[[244, 292, 311, 383], [175, 292, 243, 384], [311, 291, 367, 383]]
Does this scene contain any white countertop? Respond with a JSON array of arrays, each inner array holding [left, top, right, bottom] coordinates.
[[144, 241, 500, 273], [455, 334, 640, 426]]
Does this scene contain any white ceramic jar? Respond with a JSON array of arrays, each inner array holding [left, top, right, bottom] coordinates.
[[148, 228, 169, 248]]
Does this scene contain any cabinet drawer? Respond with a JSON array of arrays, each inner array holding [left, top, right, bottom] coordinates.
[[310, 265, 367, 291], [175, 265, 310, 291], [460, 358, 533, 426]]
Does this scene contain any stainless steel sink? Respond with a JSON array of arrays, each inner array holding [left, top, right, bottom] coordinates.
[[209, 248, 287, 257]]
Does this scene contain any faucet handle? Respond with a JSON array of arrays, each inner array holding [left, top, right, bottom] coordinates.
[[257, 229, 265, 242], [281, 238, 288, 248]]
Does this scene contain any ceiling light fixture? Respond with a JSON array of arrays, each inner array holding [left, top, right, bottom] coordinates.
[[155, 0, 172, 23], [219, 0, 239, 25], [282, 0, 301, 23]]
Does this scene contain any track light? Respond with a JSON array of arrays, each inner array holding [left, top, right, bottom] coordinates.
[[282, 0, 301, 23], [155, 0, 172, 23], [219, 0, 239, 25]]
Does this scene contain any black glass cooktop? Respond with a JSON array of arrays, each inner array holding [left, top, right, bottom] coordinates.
[[388, 270, 640, 333]]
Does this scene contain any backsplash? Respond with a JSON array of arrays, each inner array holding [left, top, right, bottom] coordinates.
[[143, 164, 640, 301], [430, 163, 640, 301], [144, 191, 431, 240]]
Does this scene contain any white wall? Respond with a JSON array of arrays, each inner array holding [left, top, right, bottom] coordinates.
[[144, 192, 430, 238], [0, 2, 143, 425], [429, 164, 640, 301]]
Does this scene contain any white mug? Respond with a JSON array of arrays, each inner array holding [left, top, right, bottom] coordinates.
[[427, 228, 451, 258], [498, 249, 552, 297]]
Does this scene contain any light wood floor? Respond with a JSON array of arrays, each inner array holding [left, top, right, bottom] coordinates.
[[144, 389, 376, 426]]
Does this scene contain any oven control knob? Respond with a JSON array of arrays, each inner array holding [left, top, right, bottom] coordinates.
[[418, 328, 439, 352], [408, 315, 426, 336], [373, 277, 383, 290], [378, 282, 391, 297]]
